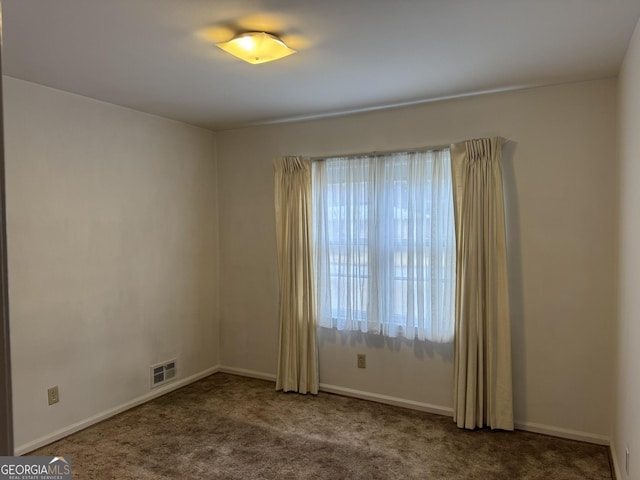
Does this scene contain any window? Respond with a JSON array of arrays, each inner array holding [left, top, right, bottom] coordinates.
[[312, 149, 456, 342]]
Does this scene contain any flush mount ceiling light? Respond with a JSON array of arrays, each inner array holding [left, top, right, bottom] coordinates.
[[216, 32, 296, 65]]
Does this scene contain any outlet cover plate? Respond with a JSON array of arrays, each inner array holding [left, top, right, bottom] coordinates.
[[626, 447, 630, 475], [47, 386, 59, 405], [357, 354, 366, 369]]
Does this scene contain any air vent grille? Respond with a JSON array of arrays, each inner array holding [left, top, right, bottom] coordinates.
[[150, 359, 177, 388]]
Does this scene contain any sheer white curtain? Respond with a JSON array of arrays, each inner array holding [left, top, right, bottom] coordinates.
[[450, 137, 513, 430], [274, 156, 319, 394], [312, 149, 456, 342]]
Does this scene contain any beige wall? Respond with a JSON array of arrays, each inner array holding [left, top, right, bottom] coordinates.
[[615, 16, 640, 480], [4, 77, 220, 451], [217, 78, 618, 439], [2, 72, 620, 450]]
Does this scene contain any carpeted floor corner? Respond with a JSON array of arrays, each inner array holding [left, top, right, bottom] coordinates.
[[29, 373, 613, 479]]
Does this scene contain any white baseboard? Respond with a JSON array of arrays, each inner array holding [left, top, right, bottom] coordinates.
[[216, 367, 452, 417], [609, 441, 623, 480], [513, 420, 610, 446], [319, 383, 454, 417], [17, 365, 615, 459], [15, 365, 222, 456], [217, 367, 614, 449], [217, 366, 277, 382]]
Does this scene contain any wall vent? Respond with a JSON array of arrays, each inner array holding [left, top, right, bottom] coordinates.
[[151, 359, 177, 388]]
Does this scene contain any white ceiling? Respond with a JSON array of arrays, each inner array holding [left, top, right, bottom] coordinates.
[[3, 0, 640, 130]]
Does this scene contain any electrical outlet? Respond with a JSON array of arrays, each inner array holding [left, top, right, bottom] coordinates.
[[357, 354, 366, 369], [626, 447, 630, 475], [47, 386, 59, 405]]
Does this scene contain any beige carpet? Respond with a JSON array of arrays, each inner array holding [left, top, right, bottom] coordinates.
[[30, 373, 613, 479]]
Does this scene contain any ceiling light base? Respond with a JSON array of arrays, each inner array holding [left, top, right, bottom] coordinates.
[[216, 32, 296, 64]]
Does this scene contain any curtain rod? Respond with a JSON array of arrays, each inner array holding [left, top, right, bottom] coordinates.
[[310, 143, 451, 162]]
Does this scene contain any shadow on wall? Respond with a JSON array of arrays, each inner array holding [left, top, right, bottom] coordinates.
[[501, 140, 527, 420], [318, 327, 454, 362]]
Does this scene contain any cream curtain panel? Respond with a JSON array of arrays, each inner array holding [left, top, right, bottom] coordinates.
[[273, 156, 319, 394], [450, 137, 513, 430]]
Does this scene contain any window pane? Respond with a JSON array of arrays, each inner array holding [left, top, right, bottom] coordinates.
[[313, 149, 455, 342]]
